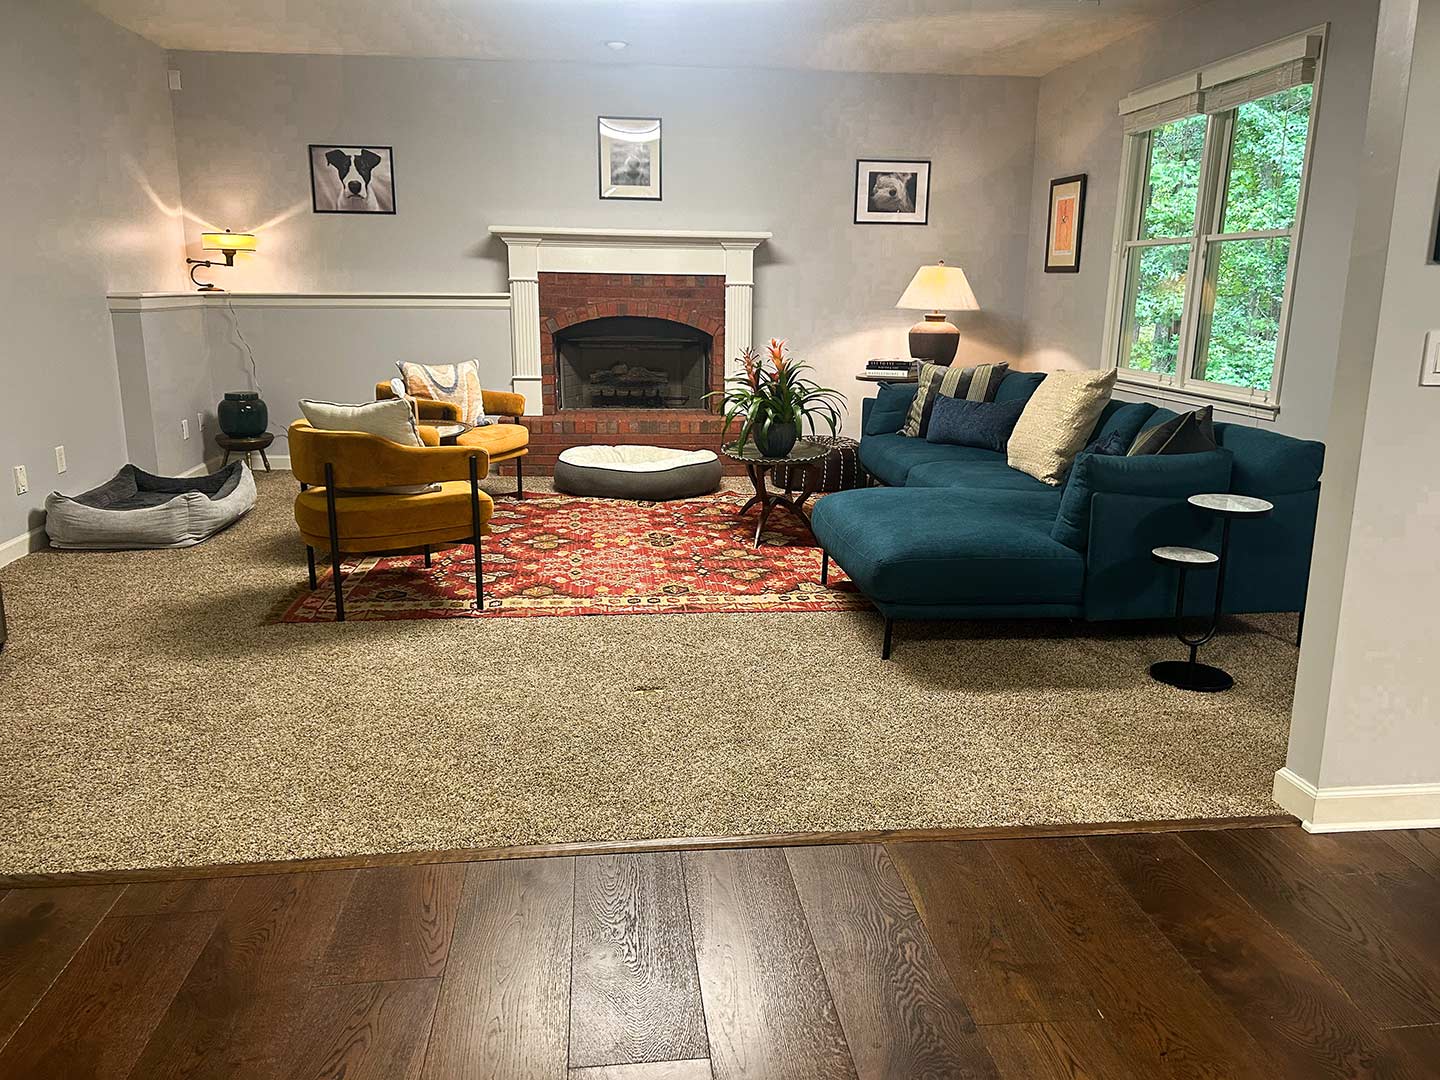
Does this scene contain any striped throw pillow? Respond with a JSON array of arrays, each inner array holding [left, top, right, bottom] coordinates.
[[898, 362, 1010, 438]]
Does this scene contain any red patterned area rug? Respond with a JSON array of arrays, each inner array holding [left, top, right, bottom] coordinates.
[[272, 491, 865, 622]]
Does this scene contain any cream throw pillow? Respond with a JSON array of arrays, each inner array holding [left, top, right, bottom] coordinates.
[[1006, 368, 1116, 485], [298, 397, 436, 494], [299, 397, 421, 446]]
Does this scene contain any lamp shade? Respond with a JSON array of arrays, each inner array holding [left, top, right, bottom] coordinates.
[[201, 230, 257, 254], [896, 261, 979, 312]]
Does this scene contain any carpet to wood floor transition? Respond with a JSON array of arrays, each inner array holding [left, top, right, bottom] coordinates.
[[0, 471, 1302, 874]]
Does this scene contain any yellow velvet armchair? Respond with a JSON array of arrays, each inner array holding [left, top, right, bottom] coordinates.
[[375, 381, 530, 496], [289, 421, 494, 621]]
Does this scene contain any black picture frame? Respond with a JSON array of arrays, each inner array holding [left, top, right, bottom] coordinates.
[[309, 143, 397, 215], [598, 117, 662, 202], [853, 158, 931, 225], [1044, 173, 1087, 273]]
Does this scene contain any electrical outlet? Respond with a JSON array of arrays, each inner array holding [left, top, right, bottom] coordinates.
[[1422, 330, 1440, 387], [196, 412, 205, 434], [181, 418, 191, 440], [12, 465, 27, 496], [54, 445, 66, 473]]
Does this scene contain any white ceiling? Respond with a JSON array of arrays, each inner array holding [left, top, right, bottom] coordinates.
[[82, 0, 1204, 78]]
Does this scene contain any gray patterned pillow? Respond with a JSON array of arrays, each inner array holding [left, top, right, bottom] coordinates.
[[898, 362, 1010, 437]]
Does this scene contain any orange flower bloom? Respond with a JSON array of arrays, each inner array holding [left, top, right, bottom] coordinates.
[[739, 346, 761, 388], [767, 338, 789, 373]]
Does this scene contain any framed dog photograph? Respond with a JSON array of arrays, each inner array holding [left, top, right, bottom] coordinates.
[[309, 144, 396, 214], [599, 117, 661, 200], [854, 159, 930, 225], [1044, 174, 1087, 273]]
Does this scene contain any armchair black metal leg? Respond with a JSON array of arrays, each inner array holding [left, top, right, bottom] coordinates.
[[324, 462, 345, 622], [820, 550, 829, 586], [515, 456, 524, 499], [470, 455, 484, 609], [882, 617, 894, 661], [424, 545, 432, 568], [306, 546, 317, 590]]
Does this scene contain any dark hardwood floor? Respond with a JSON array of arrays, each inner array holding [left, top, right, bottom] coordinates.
[[2, 823, 1439, 1079]]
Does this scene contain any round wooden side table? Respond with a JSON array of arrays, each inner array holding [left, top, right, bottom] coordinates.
[[721, 440, 829, 548], [217, 432, 274, 471]]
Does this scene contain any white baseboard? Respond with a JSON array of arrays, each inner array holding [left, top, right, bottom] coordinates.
[[0, 524, 48, 569], [1273, 767, 1440, 832]]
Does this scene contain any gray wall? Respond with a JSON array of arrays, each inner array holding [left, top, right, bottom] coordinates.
[[1019, 0, 1381, 440], [1288, 0, 1440, 791], [165, 53, 1039, 435], [203, 300, 512, 446], [0, 0, 187, 545], [111, 305, 211, 475]]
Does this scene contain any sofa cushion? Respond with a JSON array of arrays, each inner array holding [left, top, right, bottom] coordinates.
[[1007, 368, 1117, 485], [905, 458, 1063, 499], [993, 370, 1046, 406], [1088, 401, 1157, 448], [863, 382, 920, 436], [1215, 424, 1324, 495], [811, 488, 1084, 607], [1052, 448, 1234, 551], [858, 433, 988, 486], [925, 396, 1027, 451]]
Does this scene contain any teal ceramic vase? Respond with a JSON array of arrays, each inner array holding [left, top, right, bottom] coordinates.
[[218, 391, 268, 438]]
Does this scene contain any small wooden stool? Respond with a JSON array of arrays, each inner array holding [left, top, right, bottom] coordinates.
[[218, 432, 274, 471]]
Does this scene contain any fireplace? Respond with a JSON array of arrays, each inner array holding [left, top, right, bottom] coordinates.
[[555, 316, 712, 410]]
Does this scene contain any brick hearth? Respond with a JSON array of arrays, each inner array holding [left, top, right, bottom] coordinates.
[[523, 272, 739, 472]]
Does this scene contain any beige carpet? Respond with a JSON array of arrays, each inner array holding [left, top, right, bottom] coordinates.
[[0, 471, 1299, 874]]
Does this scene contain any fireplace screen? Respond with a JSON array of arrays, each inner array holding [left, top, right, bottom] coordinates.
[[555, 316, 711, 410]]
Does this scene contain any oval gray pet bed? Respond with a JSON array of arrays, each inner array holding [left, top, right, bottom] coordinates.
[[554, 445, 721, 500], [45, 461, 257, 550]]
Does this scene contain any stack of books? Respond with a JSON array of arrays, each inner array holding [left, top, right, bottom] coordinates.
[[865, 358, 918, 378]]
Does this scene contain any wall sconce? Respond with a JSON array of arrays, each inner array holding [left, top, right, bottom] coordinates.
[[187, 229, 257, 291]]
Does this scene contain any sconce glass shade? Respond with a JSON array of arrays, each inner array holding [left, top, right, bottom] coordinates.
[[201, 230, 257, 253]]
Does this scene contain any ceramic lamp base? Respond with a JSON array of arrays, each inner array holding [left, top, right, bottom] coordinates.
[[908, 313, 960, 366]]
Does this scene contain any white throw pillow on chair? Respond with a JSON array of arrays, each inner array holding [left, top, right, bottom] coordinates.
[[298, 397, 437, 494]]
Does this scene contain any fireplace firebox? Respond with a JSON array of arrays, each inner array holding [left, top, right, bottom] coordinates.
[[554, 316, 711, 411]]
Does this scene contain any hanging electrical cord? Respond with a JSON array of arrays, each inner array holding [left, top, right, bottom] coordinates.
[[224, 289, 261, 397]]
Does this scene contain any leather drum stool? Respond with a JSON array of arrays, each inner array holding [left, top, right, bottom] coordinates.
[[774, 436, 866, 493]]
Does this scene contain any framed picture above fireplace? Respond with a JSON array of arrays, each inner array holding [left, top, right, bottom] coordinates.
[[599, 117, 662, 200]]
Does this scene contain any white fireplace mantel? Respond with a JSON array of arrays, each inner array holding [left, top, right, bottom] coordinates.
[[489, 225, 771, 414]]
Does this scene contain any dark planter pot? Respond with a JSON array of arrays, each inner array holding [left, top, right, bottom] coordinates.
[[218, 391, 268, 438], [756, 420, 798, 458]]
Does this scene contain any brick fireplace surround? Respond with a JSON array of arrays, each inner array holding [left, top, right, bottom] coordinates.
[[523, 271, 733, 471]]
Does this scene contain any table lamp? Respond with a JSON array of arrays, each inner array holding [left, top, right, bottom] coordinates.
[[895, 260, 979, 366], [187, 229, 257, 291]]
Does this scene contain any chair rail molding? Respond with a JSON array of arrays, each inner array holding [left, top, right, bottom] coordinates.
[[107, 292, 511, 312], [489, 225, 771, 416]]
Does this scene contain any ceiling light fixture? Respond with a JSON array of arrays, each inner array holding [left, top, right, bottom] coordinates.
[[604, 40, 629, 51]]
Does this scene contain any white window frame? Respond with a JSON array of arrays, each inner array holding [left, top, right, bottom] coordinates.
[[1099, 26, 1328, 420]]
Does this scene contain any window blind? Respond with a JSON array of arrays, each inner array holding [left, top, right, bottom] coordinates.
[[1120, 92, 1204, 134], [1204, 57, 1317, 113]]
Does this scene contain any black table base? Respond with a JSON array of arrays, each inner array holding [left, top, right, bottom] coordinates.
[[1150, 659, 1234, 693]]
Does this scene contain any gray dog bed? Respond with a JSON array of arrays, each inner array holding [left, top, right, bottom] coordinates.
[[554, 445, 722, 500], [45, 462, 257, 549]]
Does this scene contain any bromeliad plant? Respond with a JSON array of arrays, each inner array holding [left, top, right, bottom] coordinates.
[[707, 339, 846, 458]]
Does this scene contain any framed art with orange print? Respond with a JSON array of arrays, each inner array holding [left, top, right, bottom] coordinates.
[[1045, 174, 1087, 273]]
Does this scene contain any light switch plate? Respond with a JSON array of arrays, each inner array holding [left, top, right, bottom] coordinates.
[[1423, 330, 1440, 387], [181, 418, 191, 440], [12, 465, 27, 496]]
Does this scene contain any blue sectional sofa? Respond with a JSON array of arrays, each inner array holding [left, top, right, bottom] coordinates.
[[810, 372, 1324, 657]]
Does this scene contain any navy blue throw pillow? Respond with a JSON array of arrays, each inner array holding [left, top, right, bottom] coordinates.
[[1083, 429, 1131, 458], [925, 396, 1027, 452]]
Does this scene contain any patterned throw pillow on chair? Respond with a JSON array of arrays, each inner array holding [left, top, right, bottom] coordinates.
[[397, 360, 488, 426], [899, 362, 1009, 438]]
